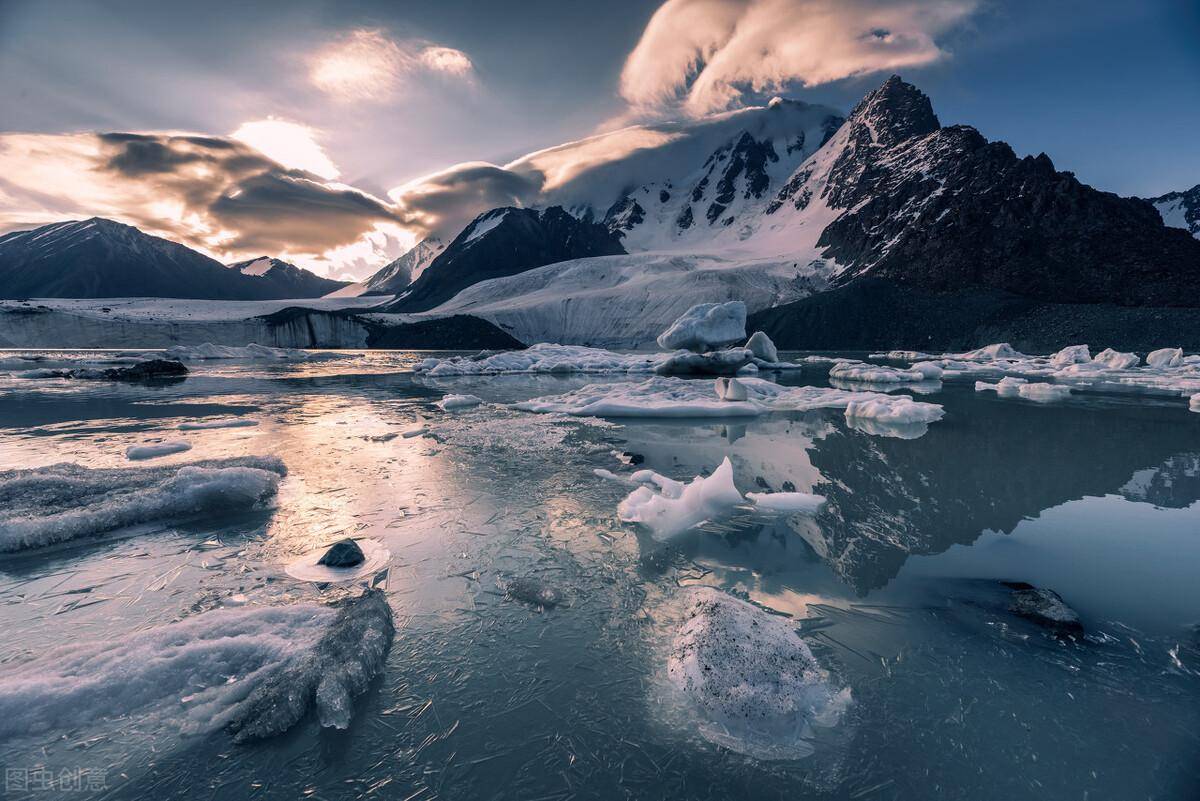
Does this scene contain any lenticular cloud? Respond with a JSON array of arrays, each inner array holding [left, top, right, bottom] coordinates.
[[620, 0, 978, 115]]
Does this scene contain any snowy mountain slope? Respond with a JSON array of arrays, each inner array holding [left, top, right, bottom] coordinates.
[[1147, 184, 1200, 238], [411, 251, 832, 347], [385, 207, 625, 313], [226, 256, 349, 298], [330, 236, 446, 298]]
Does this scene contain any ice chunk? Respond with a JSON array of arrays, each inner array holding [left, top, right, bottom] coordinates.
[[843, 395, 945, 424], [747, 491, 825, 515], [0, 456, 286, 552], [975, 376, 1027, 397], [1093, 348, 1140, 370], [745, 331, 779, 363], [1146, 347, 1183, 368], [178, 417, 259, 430], [227, 590, 395, 738], [1003, 582, 1083, 635], [436, 394, 483, 410], [656, 301, 747, 352], [618, 457, 744, 538], [667, 588, 852, 760], [953, 343, 1025, 361], [1049, 345, 1091, 366], [715, 377, 749, 402], [828, 360, 942, 383], [285, 539, 391, 582], [0, 591, 393, 742], [125, 440, 192, 461], [1017, 382, 1072, 402], [1191, 394, 1200, 413]]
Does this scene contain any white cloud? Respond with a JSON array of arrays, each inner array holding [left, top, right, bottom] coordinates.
[[232, 119, 340, 180], [620, 0, 977, 116], [309, 29, 475, 102]]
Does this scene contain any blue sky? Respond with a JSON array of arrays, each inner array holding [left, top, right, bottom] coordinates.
[[1, 0, 1196, 276]]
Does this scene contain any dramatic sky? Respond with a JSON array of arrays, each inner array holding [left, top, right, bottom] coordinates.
[[1, 0, 1197, 279]]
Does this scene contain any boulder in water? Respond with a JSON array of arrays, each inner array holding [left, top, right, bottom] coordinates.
[[98, 359, 189, 382], [502, 576, 564, 608], [1003, 582, 1083, 634], [318, 538, 366, 568]]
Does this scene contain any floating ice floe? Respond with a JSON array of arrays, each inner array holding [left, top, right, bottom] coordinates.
[[163, 343, 347, 362], [888, 342, 1200, 405], [0, 456, 286, 552], [285, 539, 391, 582], [844, 395, 946, 424], [1016, 383, 1073, 402], [436, 393, 483, 410], [744, 491, 826, 514], [667, 588, 852, 760], [126, 440, 192, 461], [512, 376, 943, 424], [178, 417, 259, 430], [414, 343, 666, 376], [0, 590, 393, 742], [1190, 394, 1200, 413], [657, 301, 747, 352], [829, 360, 943, 383]]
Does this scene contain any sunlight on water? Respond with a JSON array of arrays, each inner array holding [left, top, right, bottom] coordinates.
[[0, 350, 1197, 800]]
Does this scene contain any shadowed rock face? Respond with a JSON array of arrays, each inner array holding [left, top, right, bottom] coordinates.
[[385, 207, 625, 313], [318, 538, 365, 568], [803, 76, 1200, 307]]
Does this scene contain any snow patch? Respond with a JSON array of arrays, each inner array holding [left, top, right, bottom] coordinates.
[[436, 394, 483, 410]]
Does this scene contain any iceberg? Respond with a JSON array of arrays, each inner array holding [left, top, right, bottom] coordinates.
[[843, 395, 946, 424], [829, 360, 943, 383], [436, 394, 483, 410], [1146, 347, 1183, 369], [656, 301, 747, 352], [667, 588, 852, 760], [745, 331, 779, 363], [0, 456, 286, 552], [618, 457, 745, 538]]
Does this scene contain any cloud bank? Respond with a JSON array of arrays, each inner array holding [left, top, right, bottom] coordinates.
[[620, 0, 977, 115], [0, 131, 406, 276], [309, 29, 475, 102]]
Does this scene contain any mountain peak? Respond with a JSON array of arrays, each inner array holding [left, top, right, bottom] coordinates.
[[847, 74, 940, 147]]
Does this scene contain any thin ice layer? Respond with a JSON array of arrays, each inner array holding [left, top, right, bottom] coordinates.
[[0, 456, 286, 552], [667, 588, 852, 760]]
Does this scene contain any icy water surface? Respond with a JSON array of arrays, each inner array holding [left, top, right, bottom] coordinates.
[[0, 350, 1198, 800]]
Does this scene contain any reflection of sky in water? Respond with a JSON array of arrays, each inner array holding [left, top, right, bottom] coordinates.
[[0, 351, 1198, 800]]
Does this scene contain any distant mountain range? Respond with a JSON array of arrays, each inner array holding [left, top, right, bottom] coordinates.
[[2, 76, 1197, 350], [0, 218, 346, 300]]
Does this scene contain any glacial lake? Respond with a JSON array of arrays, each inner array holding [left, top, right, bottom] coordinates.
[[0, 350, 1197, 800]]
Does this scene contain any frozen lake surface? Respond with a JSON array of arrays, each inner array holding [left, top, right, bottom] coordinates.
[[0, 349, 1198, 800]]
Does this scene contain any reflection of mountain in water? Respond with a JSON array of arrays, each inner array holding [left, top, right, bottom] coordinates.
[[1119, 453, 1200, 509], [806, 399, 1200, 593]]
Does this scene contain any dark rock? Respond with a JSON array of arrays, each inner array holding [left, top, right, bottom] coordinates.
[[318, 538, 366, 568], [620, 451, 645, 466], [654, 348, 753, 376], [386, 207, 625, 313], [1003, 581, 1083, 635], [98, 359, 189, 382], [502, 576, 564, 608]]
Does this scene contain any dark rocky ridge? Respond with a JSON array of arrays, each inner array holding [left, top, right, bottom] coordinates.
[[0, 218, 333, 300], [795, 76, 1200, 306], [748, 279, 1200, 353], [386, 207, 625, 313]]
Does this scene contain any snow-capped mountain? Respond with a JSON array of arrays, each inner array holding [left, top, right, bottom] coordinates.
[[1147, 184, 1200, 238], [388, 75, 1200, 346], [226, 256, 349, 299], [330, 237, 446, 298], [385, 207, 625, 313], [0, 218, 312, 300]]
